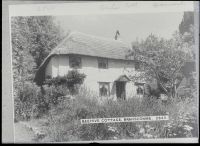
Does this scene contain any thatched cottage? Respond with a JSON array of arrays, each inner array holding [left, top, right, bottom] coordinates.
[[34, 31, 143, 100]]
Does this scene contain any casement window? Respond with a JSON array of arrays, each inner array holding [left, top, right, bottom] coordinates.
[[98, 58, 108, 69], [69, 55, 82, 69], [135, 82, 144, 95], [136, 86, 143, 95], [99, 82, 110, 96]]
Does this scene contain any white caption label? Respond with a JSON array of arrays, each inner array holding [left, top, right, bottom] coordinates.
[[81, 115, 169, 124]]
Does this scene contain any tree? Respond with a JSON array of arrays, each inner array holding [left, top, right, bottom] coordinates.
[[126, 12, 195, 100], [12, 16, 66, 67], [11, 16, 66, 98], [11, 17, 36, 98], [179, 12, 194, 36], [126, 34, 193, 99], [178, 12, 195, 59], [25, 16, 67, 67]]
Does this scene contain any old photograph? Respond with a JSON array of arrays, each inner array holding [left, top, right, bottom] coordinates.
[[7, 1, 199, 143]]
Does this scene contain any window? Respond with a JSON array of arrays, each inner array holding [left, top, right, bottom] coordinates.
[[99, 82, 110, 96], [136, 86, 143, 95], [98, 58, 108, 69], [69, 55, 81, 69], [135, 82, 144, 95]]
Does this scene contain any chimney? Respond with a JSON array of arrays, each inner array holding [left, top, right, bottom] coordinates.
[[114, 30, 120, 40]]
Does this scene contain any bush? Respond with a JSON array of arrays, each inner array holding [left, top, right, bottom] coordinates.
[[42, 84, 70, 106], [43, 86, 198, 142], [15, 82, 197, 141], [14, 69, 86, 123], [14, 82, 41, 121], [44, 70, 86, 94], [14, 82, 70, 122], [161, 97, 198, 138]]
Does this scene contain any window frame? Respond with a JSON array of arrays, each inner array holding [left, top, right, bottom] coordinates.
[[98, 58, 108, 69], [69, 55, 82, 69], [99, 82, 110, 97], [136, 86, 144, 95]]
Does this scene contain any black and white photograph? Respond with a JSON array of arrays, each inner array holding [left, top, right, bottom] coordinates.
[[2, 1, 199, 143]]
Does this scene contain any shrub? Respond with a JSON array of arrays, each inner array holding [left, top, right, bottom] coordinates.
[[14, 82, 41, 121], [44, 70, 86, 94], [42, 84, 70, 106], [14, 81, 70, 122], [44, 88, 157, 141], [15, 80, 198, 141], [14, 70, 86, 122], [44, 87, 198, 142], [161, 97, 198, 138]]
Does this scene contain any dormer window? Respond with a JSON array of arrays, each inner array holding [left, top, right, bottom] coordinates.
[[98, 58, 108, 69], [69, 55, 82, 69]]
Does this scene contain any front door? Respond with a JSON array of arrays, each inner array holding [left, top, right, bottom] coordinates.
[[116, 81, 126, 100]]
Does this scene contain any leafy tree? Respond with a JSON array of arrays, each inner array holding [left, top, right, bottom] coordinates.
[[179, 12, 194, 36], [178, 12, 195, 59], [25, 16, 66, 67], [126, 12, 195, 99], [126, 34, 193, 99], [11, 17, 36, 98], [11, 16, 66, 98], [11, 16, 66, 68]]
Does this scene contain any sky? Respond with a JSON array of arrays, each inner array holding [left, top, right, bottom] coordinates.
[[55, 12, 184, 43]]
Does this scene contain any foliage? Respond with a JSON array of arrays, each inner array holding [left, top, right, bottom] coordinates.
[[12, 13, 198, 142], [45, 70, 86, 94], [179, 12, 194, 36], [11, 16, 71, 122], [162, 96, 198, 138], [178, 12, 195, 60], [14, 82, 70, 122], [14, 70, 85, 122], [11, 16, 66, 67], [11, 16, 66, 100], [43, 88, 198, 142], [127, 24, 195, 99], [14, 82, 43, 121], [125, 12, 196, 99], [45, 76, 67, 86], [42, 85, 70, 106]]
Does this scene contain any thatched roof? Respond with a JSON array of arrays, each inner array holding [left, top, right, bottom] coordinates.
[[34, 31, 133, 85], [51, 31, 132, 60]]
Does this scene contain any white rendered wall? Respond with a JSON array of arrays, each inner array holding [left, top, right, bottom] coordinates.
[[46, 55, 140, 99]]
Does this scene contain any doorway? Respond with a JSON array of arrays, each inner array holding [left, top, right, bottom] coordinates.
[[116, 81, 126, 100]]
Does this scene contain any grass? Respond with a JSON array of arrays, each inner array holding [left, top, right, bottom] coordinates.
[[14, 83, 198, 142], [40, 88, 198, 142]]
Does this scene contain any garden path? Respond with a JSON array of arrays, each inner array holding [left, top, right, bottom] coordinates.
[[14, 122, 36, 143]]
